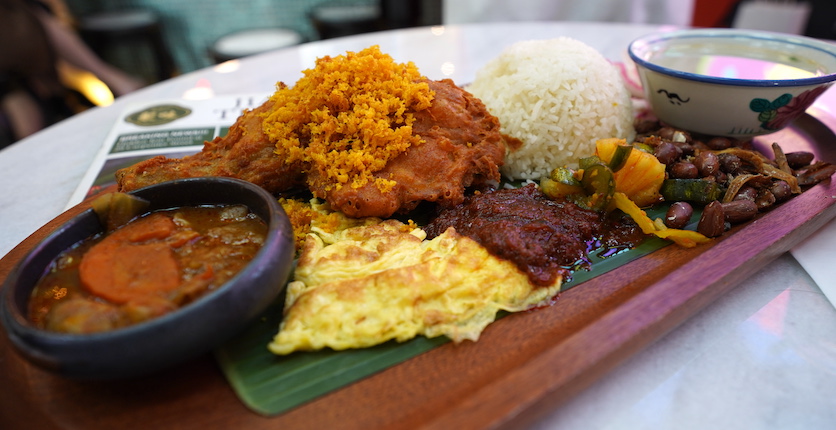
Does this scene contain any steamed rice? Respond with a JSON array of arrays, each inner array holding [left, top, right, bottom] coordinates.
[[468, 37, 635, 180]]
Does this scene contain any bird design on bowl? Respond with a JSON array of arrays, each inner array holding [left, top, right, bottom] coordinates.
[[657, 89, 690, 105]]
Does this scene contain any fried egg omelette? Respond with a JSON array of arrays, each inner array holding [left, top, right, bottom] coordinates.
[[268, 216, 562, 355]]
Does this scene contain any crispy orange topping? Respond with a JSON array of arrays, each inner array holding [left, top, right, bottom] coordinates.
[[279, 197, 419, 253], [262, 46, 434, 193], [280, 198, 342, 250]]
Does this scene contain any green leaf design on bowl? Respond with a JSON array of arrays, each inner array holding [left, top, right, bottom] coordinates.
[[750, 93, 793, 130]]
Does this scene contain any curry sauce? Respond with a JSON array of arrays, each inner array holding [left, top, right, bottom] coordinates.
[[28, 205, 267, 334]]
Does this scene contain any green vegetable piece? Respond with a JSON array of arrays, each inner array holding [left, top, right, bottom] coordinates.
[[608, 144, 633, 172], [91, 192, 151, 232], [632, 142, 654, 153], [660, 179, 725, 205], [579, 155, 605, 170], [579, 164, 615, 211], [549, 166, 581, 184], [541, 167, 583, 200]]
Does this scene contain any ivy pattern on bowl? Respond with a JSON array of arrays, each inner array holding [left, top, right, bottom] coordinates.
[[750, 86, 829, 131]]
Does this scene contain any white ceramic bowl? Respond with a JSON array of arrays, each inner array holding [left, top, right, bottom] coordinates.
[[628, 29, 836, 137]]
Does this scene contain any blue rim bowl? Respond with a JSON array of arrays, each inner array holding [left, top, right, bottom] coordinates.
[[628, 28, 836, 137]]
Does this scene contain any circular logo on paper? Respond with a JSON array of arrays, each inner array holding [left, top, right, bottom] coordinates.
[[125, 104, 192, 126]]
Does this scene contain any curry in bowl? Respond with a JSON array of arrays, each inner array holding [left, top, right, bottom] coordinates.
[[0, 177, 294, 379], [29, 201, 268, 334]]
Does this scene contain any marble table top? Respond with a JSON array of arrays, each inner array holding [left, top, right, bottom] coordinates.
[[1, 21, 833, 429]]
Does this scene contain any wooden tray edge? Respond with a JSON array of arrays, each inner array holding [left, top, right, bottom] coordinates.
[[425, 179, 836, 429]]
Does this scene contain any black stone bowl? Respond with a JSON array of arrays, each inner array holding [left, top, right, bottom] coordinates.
[[0, 177, 294, 380]]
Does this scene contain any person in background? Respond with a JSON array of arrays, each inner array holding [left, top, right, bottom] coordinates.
[[801, 0, 835, 40], [0, 0, 144, 146]]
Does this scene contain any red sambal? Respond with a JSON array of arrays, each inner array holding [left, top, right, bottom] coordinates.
[[424, 184, 642, 287]]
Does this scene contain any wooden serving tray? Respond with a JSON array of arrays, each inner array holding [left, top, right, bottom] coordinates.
[[2, 113, 836, 429]]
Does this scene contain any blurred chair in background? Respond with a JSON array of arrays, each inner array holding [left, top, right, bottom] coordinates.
[[310, 1, 382, 39], [801, 0, 836, 40], [209, 28, 305, 63], [76, 8, 178, 83], [381, 0, 427, 29], [723, 0, 835, 38], [309, 0, 441, 40], [442, 0, 695, 26], [730, 0, 811, 34], [208, 1, 439, 65]]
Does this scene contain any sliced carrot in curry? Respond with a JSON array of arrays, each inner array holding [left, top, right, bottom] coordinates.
[[79, 214, 182, 304], [121, 213, 175, 242]]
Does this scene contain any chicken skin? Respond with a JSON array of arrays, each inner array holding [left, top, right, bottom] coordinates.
[[310, 79, 505, 217], [115, 99, 306, 194], [115, 51, 505, 219]]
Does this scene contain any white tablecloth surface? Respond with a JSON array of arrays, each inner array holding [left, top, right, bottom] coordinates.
[[1, 22, 834, 429]]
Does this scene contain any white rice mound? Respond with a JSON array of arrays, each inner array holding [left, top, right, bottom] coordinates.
[[468, 37, 635, 180]]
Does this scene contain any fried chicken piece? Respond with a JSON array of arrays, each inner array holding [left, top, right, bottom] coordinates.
[[115, 99, 305, 193], [307, 79, 506, 218], [116, 79, 504, 219], [116, 47, 505, 219]]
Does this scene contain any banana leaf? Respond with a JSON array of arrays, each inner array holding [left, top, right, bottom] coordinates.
[[214, 205, 689, 415]]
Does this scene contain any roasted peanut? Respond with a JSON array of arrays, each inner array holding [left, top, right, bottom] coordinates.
[[706, 136, 732, 150], [654, 142, 682, 165], [721, 200, 758, 223], [755, 189, 776, 210], [634, 118, 660, 134], [656, 127, 675, 141], [718, 153, 742, 175], [664, 202, 693, 229], [690, 140, 710, 152], [673, 141, 695, 157], [733, 186, 758, 202], [770, 180, 792, 202], [694, 151, 720, 177], [697, 201, 726, 237], [669, 161, 699, 179], [784, 151, 815, 169]]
